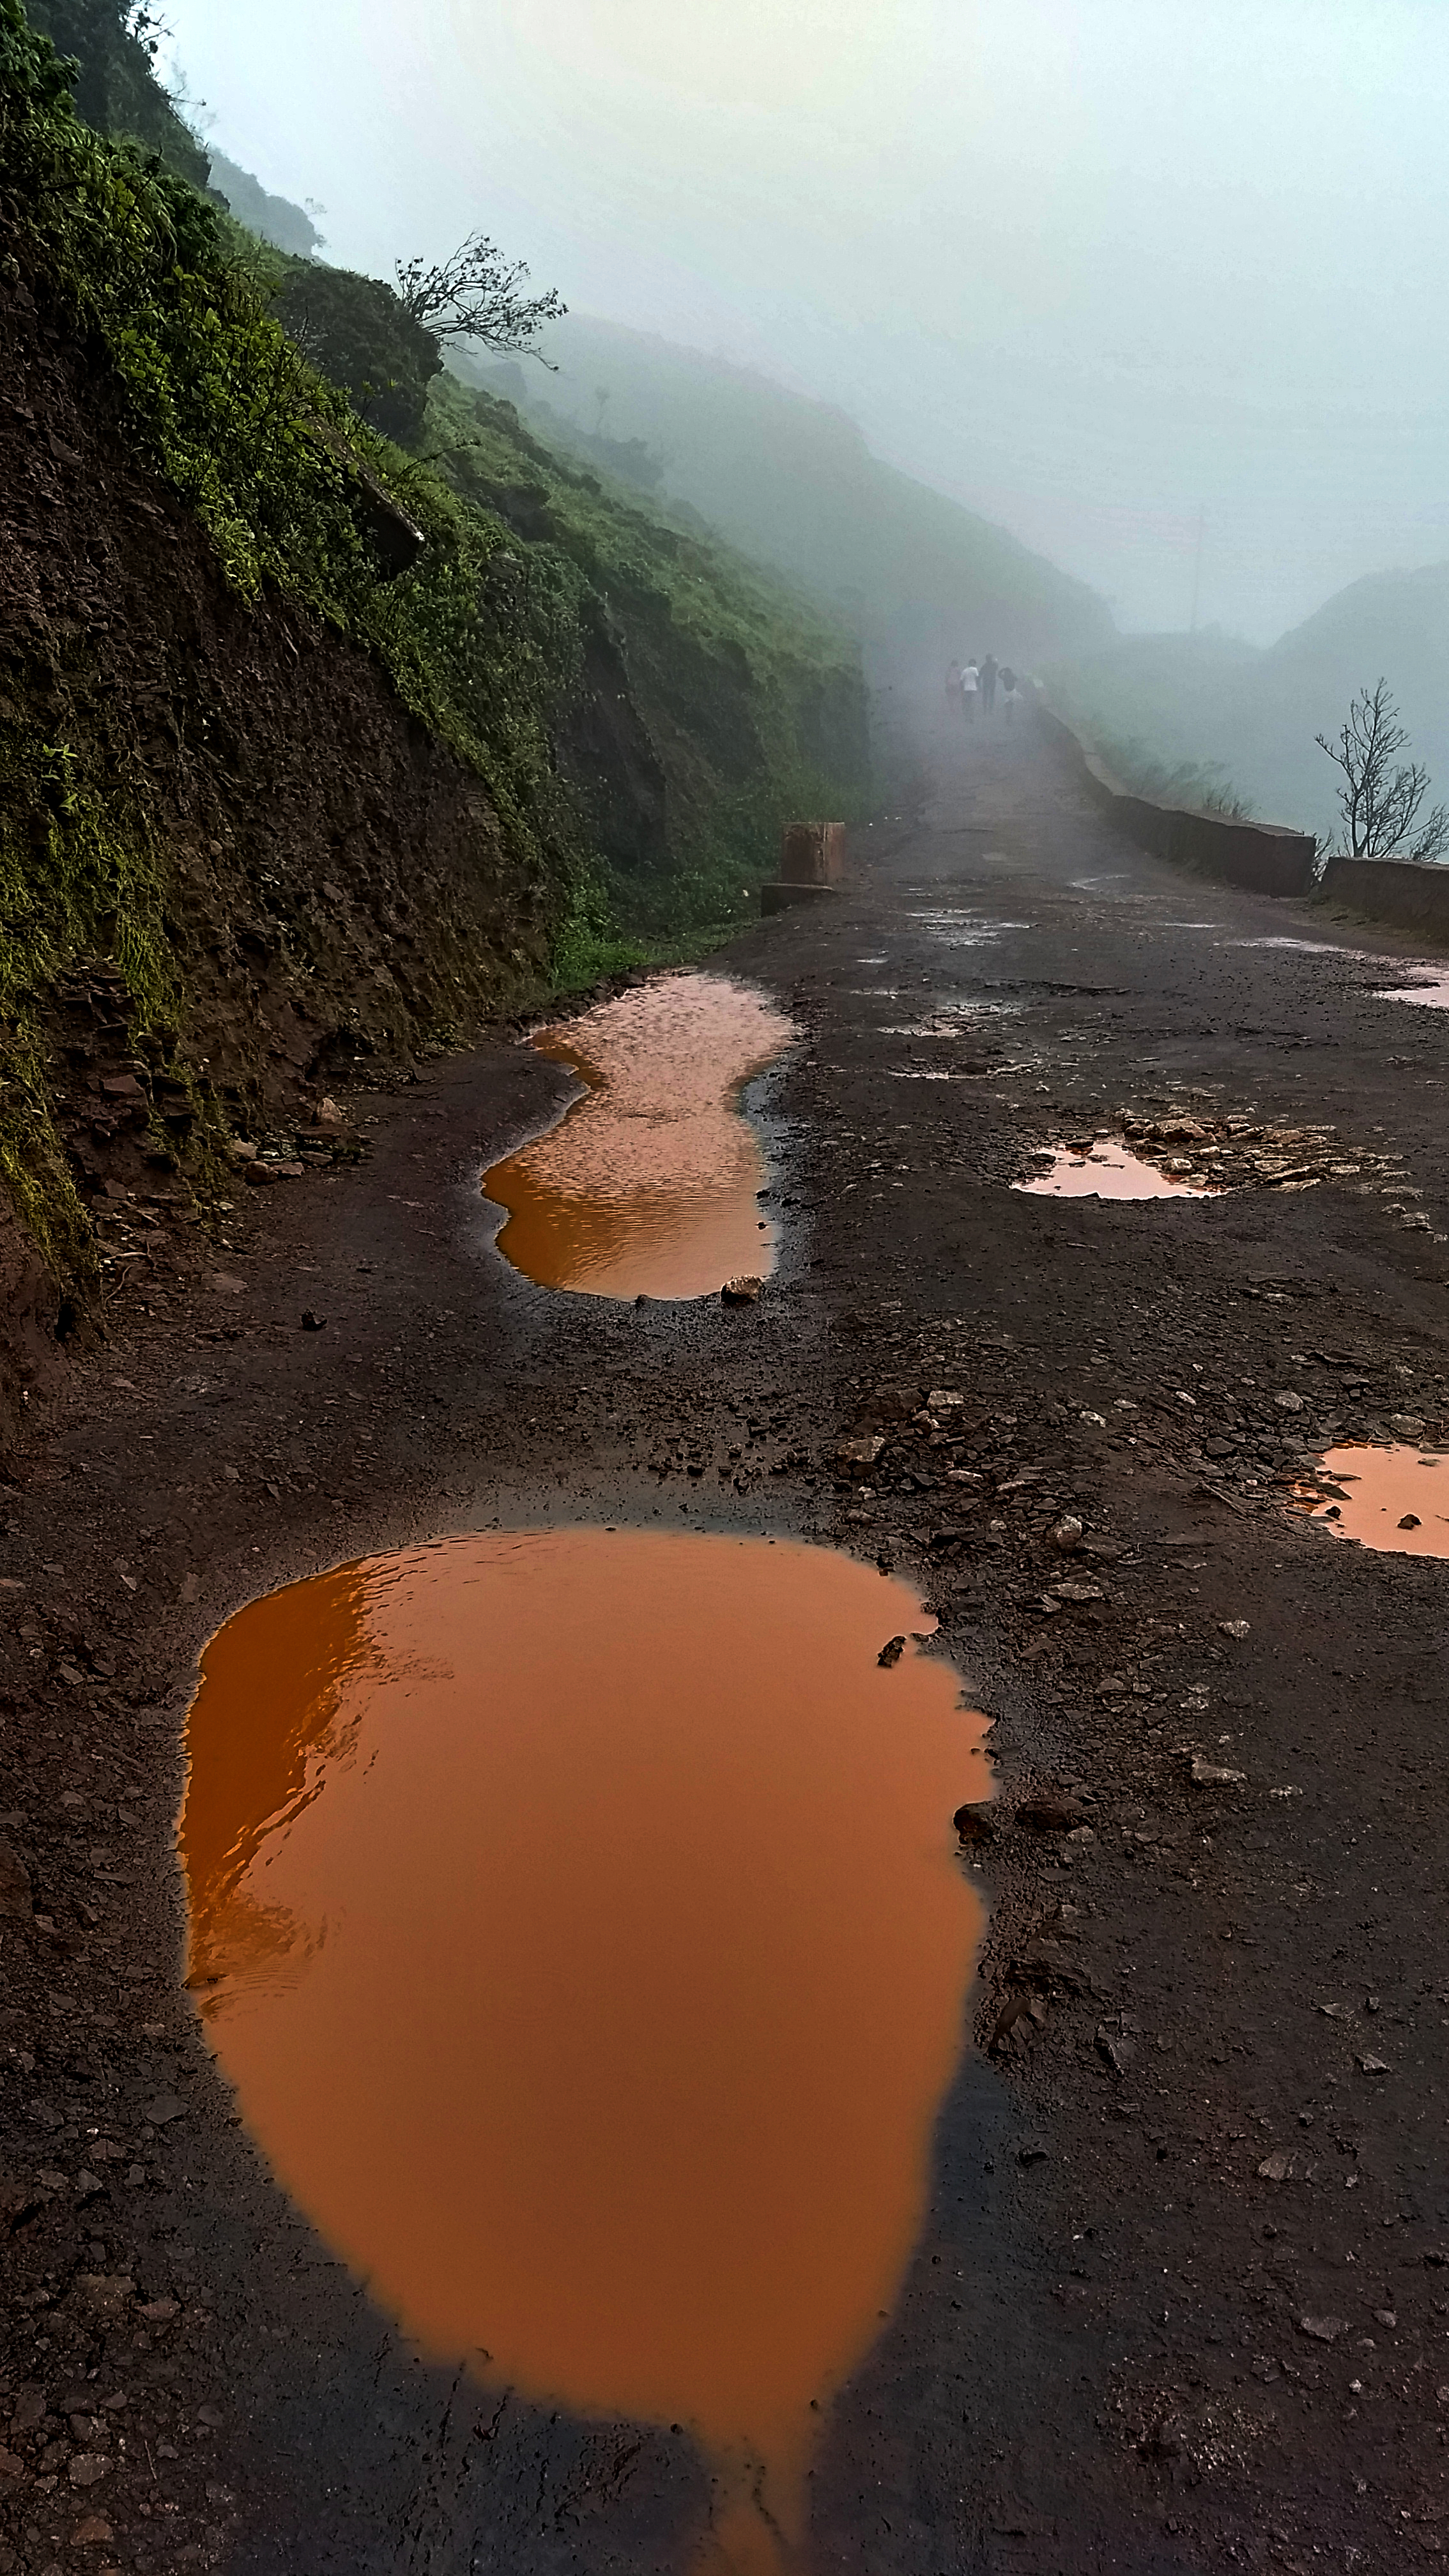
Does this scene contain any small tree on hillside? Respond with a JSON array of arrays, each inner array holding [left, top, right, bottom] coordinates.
[[1316, 678, 1449, 863], [395, 234, 565, 366]]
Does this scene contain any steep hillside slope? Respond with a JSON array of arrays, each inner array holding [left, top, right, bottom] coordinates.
[[1048, 565, 1449, 843], [470, 315, 1112, 680], [0, 3, 867, 1438]]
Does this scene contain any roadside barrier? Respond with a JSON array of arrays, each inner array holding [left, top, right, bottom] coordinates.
[[1035, 702, 1317, 899], [1318, 856, 1449, 942], [761, 819, 845, 916]]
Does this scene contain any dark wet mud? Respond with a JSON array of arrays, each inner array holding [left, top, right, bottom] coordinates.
[[181, 1530, 986, 2572], [482, 974, 794, 1300]]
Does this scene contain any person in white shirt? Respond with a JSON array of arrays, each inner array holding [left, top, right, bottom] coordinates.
[[962, 661, 980, 723]]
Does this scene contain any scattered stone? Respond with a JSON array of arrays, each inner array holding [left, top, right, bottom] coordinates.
[[137, 2294, 179, 2322], [877, 1635, 905, 1668], [1190, 1755, 1245, 1786], [68, 2455, 110, 2488], [1096, 2021, 1137, 2076], [1257, 2150, 1294, 2182], [1218, 1619, 1251, 1639], [300, 1310, 326, 1331], [0, 1838, 33, 1920], [313, 1097, 345, 1128], [952, 1801, 995, 1845], [73, 2276, 134, 2315], [1358, 2055, 1390, 2074], [721, 1275, 762, 1304], [1390, 1413, 1426, 1438], [210, 1273, 247, 1295], [836, 1432, 884, 1467], [143, 2094, 186, 2124], [1399, 1513, 1422, 1529], [1273, 1392, 1305, 1413], [71, 2514, 114, 2544], [1016, 1793, 1085, 1833], [1298, 2313, 1348, 2343], [1017, 2142, 1050, 2166], [1052, 1580, 1105, 1604], [1050, 1515, 1084, 1552]]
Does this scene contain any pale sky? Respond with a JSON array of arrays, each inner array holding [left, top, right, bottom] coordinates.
[[162, 0, 1449, 641]]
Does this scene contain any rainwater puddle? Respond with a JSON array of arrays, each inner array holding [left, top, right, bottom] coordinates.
[[1017, 1141, 1218, 1200], [482, 974, 794, 1300], [180, 1529, 988, 2573], [907, 912, 1029, 947], [1293, 1445, 1449, 1554], [1232, 936, 1341, 954], [1376, 968, 1449, 1008]]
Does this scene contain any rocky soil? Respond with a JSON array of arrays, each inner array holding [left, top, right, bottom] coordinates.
[[4, 714, 1449, 2573]]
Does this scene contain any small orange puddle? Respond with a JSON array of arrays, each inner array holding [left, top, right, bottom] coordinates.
[[1016, 1141, 1216, 1200], [482, 974, 795, 1299], [180, 1531, 988, 2571], [1292, 1443, 1449, 1554]]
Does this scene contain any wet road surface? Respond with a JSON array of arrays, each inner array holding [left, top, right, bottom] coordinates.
[[7, 713, 1449, 2572]]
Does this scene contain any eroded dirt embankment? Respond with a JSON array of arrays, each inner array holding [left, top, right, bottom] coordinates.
[[6, 719, 1449, 2572]]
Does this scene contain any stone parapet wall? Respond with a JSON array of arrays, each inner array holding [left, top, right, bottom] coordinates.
[[1319, 856, 1449, 940], [1036, 702, 1317, 898]]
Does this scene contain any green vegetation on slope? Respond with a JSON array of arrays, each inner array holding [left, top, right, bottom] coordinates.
[[481, 314, 1112, 678], [0, 0, 868, 1301]]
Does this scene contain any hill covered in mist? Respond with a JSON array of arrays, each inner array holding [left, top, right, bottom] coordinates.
[[1047, 563, 1449, 847], [460, 315, 1112, 686]]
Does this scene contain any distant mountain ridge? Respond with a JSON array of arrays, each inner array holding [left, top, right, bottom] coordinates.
[[462, 314, 1113, 682], [1048, 562, 1449, 846]]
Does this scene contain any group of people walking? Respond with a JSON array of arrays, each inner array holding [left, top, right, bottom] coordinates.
[[946, 654, 1023, 724]]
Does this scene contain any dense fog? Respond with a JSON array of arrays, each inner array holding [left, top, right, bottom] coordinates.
[[164, 0, 1449, 831]]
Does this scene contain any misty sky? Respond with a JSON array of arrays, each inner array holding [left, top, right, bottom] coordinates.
[[162, 0, 1449, 644]]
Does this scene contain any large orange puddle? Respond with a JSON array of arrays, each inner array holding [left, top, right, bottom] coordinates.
[[482, 975, 795, 1299], [1293, 1443, 1449, 1554], [180, 1531, 988, 2571], [1016, 1140, 1216, 1200]]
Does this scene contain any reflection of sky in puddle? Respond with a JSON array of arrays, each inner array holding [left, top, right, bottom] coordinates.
[[1016, 1141, 1216, 1200], [906, 912, 1030, 946], [181, 1530, 988, 2576], [1376, 969, 1449, 1008], [1292, 1444, 1449, 1553], [482, 975, 793, 1300], [1232, 937, 1342, 953], [881, 1001, 1022, 1036]]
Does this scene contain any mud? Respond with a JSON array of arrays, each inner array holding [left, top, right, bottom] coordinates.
[[481, 976, 794, 1299], [9, 712, 1449, 2573]]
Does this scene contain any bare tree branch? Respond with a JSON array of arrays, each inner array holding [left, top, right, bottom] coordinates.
[[394, 233, 565, 367], [1316, 678, 1449, 863]]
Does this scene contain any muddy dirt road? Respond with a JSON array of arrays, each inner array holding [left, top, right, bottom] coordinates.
[[6, 714, 1449, 2575]]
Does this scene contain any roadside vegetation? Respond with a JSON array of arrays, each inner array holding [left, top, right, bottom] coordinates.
[[1315, 678, 1449, 865], [0, 0, 868, 1299]]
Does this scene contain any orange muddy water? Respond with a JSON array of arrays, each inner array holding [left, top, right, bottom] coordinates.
[[1294, 1443, 1449, 1555], [1017, 1140, 1215, 1200], [180, 1529, 988, 2573], [482, 974, 795, 1300]]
